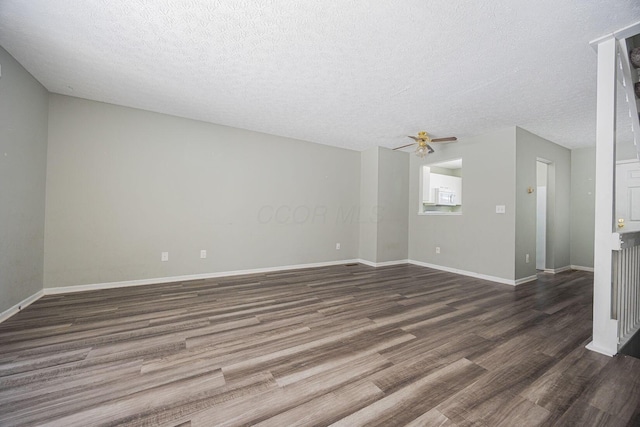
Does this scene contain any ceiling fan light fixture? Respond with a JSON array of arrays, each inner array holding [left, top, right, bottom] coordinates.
[[415, 144, 429, 158], [393, 130, 457, 156]]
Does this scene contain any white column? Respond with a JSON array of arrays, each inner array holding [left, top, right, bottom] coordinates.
[[587, 35, 619, 356]]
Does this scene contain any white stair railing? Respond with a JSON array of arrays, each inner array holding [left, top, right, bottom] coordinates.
[[613, 232, 640, 349]]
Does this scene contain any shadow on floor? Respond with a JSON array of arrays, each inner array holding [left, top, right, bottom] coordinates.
[[620, 330, 640, 359]]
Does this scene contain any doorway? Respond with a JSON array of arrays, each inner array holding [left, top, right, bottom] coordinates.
[[536, 161, 549, 271]]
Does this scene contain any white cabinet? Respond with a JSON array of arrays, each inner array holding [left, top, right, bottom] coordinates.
[[422, 172, 462, 205]]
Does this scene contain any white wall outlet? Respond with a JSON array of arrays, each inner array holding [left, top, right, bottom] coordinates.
[[200, 250, 207, 259], [435, 246, 441, 254], [526, 253, 530, 263], [336, 243, 341, 250], [496, 205, 506, 214], [161, 252, 169, 262]]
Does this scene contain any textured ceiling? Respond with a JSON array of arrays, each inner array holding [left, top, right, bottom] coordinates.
[[1, 1, 639, 151]]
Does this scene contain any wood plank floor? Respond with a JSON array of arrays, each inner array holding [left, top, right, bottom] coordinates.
[[1, 264, 639, 426]]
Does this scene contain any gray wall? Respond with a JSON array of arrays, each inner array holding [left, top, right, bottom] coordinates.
[[358, 147, 378, 263], [44, 95, 361, 288], [376, 148, 409, 263], [570, 147, 596, 268], [358, 147, 409, 264], [408, 127, 517, 281], [0, 46, 49, 312], [515, 127, 571, 278], [0, 53, 594, 295]]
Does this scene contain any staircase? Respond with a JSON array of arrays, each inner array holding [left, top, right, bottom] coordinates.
[[589, 22, 640, 357], [613, 33, 640, 350], [618, 34, 640, 157]]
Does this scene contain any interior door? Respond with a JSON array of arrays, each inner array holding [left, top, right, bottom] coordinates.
[[536, 186, 546, 270], [616, 161, 640, 232]]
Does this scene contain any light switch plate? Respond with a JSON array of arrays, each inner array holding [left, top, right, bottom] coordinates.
[[496, 205, 506, 214]]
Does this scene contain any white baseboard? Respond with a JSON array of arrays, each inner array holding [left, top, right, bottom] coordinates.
[[407, 260, 519, 286], [357, 259, 409, 268], [0, 289, 44, 324], [44, 258, 413, 295], [515, 275, 538, 285], [571, 265, 595, 272], [586, 340, 616, 357], [42, 258, 530, 295], [0, 256, 581, 324], [43, 259, 362, 295], [543, 266, 572, 274], [0, 258, 588, 324]]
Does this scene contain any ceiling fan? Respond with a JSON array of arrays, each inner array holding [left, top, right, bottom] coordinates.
[[394, 131, 457, 158]]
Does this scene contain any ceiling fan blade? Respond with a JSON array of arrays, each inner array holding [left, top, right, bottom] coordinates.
[[431, 137, 457, 143], [407, 135, 420, 141], [393, 142, 417, 150], [427, 144, 435, 153]]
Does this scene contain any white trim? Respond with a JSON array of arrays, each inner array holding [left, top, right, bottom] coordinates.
[[417, 212, 463, 216], [515, 275, 538, 285], [358, 259, 408, 268], [616, 159, 640, 165], [357, 259, 377, 267], [589, 33, 615, 51], [586, 340, 616, 357], [407, 260, 518, 286], [1, 259, 580, 323], [536, 157, 552, 164], [0, 259, 594, 323], [613, 20, 640, 41], [41, 257, 520, 296], [590, 35, 621, 357], [543, 266, 571, 274], [570, 265, 595, 272], [375, 259, 409, 267], [43, 259, 361, 295], [0, 290, 44, 324]]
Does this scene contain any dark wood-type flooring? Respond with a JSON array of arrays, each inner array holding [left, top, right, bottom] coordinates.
[[1, 264, 640, 426]]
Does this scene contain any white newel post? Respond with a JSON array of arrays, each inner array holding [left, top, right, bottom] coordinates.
[[587, 35, 619, 356]]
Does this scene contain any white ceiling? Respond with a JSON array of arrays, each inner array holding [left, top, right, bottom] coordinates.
[[1, 1, 639, 151]]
